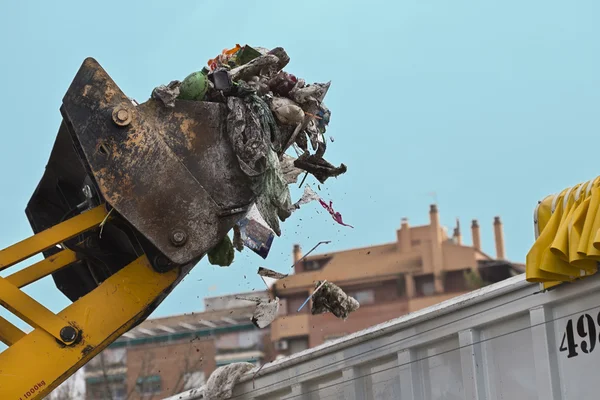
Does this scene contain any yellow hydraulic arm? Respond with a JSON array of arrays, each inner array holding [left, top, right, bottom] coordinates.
[[0, 57, 257, 399], [0, 205, 181, 399]]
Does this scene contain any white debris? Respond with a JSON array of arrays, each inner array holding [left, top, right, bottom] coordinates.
[[289, 185, 321, 213], [257, 266, 288, 279], [235, 296, 280, 329], [164, 362, 254, 400], [251, 297, 280, 328]]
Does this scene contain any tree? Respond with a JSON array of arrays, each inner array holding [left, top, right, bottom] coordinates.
[[463, 269, 490, 290], [126, 350, 157, 400], [46, 370, 84, 400], [168, 341, 206, 396], [83, 338, 207, 400], [82, 348, 133, 400]]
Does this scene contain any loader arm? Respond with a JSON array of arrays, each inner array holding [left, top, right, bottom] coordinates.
[[0, 58, 255, 399], [0, 207, 183, 399]]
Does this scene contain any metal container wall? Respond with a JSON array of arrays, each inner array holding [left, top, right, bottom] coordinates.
[[167, 273, 600, 399]]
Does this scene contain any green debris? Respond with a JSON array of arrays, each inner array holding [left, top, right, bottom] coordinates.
[[233, 45, 263, 66], [207, 235, 235, 266], [255, 149, 293, 237], [178, 67, 209, 101]]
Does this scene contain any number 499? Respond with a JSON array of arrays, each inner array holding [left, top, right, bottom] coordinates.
[[559, 313, 598, 358]]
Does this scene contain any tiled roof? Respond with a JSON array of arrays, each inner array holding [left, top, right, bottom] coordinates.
[[275, 242, 423, 292]]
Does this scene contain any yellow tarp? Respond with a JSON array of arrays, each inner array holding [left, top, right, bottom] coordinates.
[[527, 177, 600, 289]]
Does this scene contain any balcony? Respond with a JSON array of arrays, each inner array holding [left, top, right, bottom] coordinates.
[[271, 314, 310, 342]]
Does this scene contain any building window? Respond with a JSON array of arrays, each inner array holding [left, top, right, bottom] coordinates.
[[445, 269, 469, 292], [87, 382, 126, 400], [414, 274, 436, 296], [397, 275, 406, 297], [113, 385, 127, 400], [303, 257, 332, 271], [183, 371, 205, 390], [304, 260, 322, 271], [348, 289, 375, 305], [87, 348, 127, 370], [411, 240, 421, 246], [277, 298, 288, 316], [136, 375, 162, 395]]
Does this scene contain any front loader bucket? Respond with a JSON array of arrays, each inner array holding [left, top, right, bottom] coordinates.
[[25, 58, 255, 301]]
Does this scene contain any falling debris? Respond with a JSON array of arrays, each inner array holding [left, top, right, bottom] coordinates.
[[289, 185, 321, 213], [258, 267, 288, 280], [259, 275, 271, 291], [251, 298, 280, 328], [319, 199, 354, 228], [311, 280, 360, 320], [236, 205, 275, 259], [207, 235, 235, 266], [294, 152, 347, 184], [288, 186, 352, 228], [236, 296, 280, 328], [297, 280, 328, 312]]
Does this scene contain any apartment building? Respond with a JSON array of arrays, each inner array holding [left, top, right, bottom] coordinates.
[[270, 205, 523, 353], [83, 291, 273, 400]]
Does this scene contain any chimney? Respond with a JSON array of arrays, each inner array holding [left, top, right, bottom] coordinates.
[[471, 219, 481, 250], [398, 218, 411, 252], [429, 204, 444, 293], [493, 216, 505, 259], [401, 217, 409, 229], [429, 204, 439, 227], [293, 244, 303, 273], [453, 218, 462, 245]]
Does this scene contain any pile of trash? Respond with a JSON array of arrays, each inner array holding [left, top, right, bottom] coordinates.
[[152, 44, 349, 266]]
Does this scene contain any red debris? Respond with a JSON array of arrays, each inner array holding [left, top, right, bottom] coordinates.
[[318, 199, 354, 228]]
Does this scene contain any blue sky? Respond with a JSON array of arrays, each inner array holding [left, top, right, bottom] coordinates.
[[0, 0, 599, 323]]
